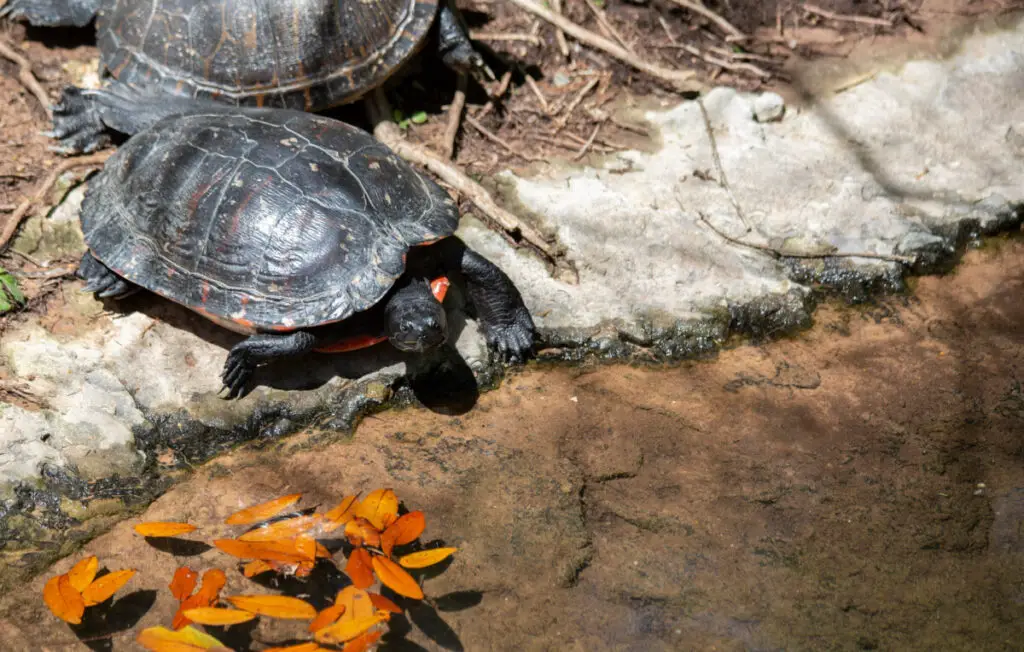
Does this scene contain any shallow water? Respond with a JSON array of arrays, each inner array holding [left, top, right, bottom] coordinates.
[[3, 240, 1024, 650]]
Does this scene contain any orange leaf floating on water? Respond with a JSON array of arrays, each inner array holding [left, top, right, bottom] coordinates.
[[371, 556, 423, 600], [381, 511, 425, 557], [315, 542, 332, 558], [355, 489, 399, 531], [238, 514, 322, 542], [367, 592, 402, 614], [224, 493, 302, 525], [344, 518, 381, 548], [137, 625, 229, 651], [345, 548, 375, 589], [134, 522, 198, 538], [214, 538, 316, 563], [343, 630, 384, 652], [308, 602, 346, 633], [182, 607, 258, 626], [173, 570, 227, 630], [169, 567, 199, 601], [263, 644, 324, 652], [335, 586, 375, 622], [322, 495, 359, 532], [43, 574, 85, 625], [82, 569, 136, 606], [67, 555, 99, 593], [398, 548, 457, 569], [315, 612, 390, 645], [243, 560, 274, 578], [226, 595, 317, 620]]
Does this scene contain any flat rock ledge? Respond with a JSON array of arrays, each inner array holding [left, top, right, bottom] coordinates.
[[1, 17, 1022, 590]]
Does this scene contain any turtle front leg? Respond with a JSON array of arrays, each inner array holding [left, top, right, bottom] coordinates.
[[77, 251, 139, 299], [0, 0, 101, 27], [436, 0, 493, 79], [221, 332, 317, 399]]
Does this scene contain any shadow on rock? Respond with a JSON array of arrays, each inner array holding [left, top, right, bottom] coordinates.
[[204, 618, 259, 651], [245, 559, 351, 611], [407, 344, 480, 415], [432, 590, 484, 612], [142, 537, 212, 557], [69, 589, 157, 652]]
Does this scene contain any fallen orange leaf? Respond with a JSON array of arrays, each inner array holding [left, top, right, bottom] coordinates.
[[226, 595, 317, 620], [137, 625, 229, 651], [295, 560, 315, 578], [398, 548, 457, 569], [67, 556, 99, 593], [243, 560, 274, 578], [314, 612, 390, 645], [82, 569, 136, 606], [335, 586, 375, 622], [308, 602, 346, 633], [344, 518, 381, 548], [169, 567, 199, 601], [345, 548, 375, 590], [343, 630, 383, 652], [173, 570, 226, 630], [238, 514, 322, 542], [224, 493, 302, 525], [381, 511, 425, 557], [182, 607, 258, 626], [322, 494, 359, 532], [263, 644, 324, 652], [134, 522, 198, 538], [315, 542, 332, 558], [355, 489, 399, 531], [371, 556, 423, 600], [367, 592, 402, 614], [43, 574, 85, 625], [213, 538, 316, 563]]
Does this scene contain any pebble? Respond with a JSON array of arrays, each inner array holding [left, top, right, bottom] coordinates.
[[753, 92, 786, 123]]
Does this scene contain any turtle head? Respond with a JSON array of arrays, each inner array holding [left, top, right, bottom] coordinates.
[[386, 279, 448, 353]]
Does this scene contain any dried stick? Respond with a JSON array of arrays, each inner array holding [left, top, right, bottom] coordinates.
[[475, 70, 513, 120], [442, 74, 468, 159], [802, 3, 893, 27], [582, 0, 633, 53], [464, 114, 545, 163], [657, 42, 771, 79], [469, 31, 544, 46], [0, 152, 111, 251], [664, 0, 749, 41], [524, 74, 549, 113], [572, 123, 602, 161], [549, 0, 571, 57], [555, 77, 598, 131], [0, 38, 51, 119], [696, 98, 751, 233], [367, 90, 575, 281], [507, 0, 700, 91]]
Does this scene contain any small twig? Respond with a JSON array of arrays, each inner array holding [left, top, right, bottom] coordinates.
[[0, 152, 112, 251], [12, 265, 77, 279], [0, 38, 52, 119], [656, 42, 771, 79], [367, 90, 576, 282], [582, 0, 634, 53], [658, 15, 679, 44], [572, 123, 602, 161], [528, 133, 614, 153], [664, 0, 749, 41], [549, 0, 571, 57], [524, 75, 549, 113], [464, 114, 545, 163], [475, 70, 513, 120], [469, 31, 543, 46], [608, 115, 649, 136], [696, 98, 750, 233], [555, 77, 598, 131], [507, 0, 700, 92], [801, 3, 894, 27], [442, 74, 468, 159]]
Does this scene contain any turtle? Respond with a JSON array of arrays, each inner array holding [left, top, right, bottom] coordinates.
[[1, 0, 487, 154], [71, 88, 535, 398]]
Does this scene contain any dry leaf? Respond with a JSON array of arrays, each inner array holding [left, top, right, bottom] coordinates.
[[263, 644, 324, 652], [367, 592, 402, 614], [335, 586, 375, 622], [224, 493, 302, 525], [43, 574, 85, 625], [343, 630, 383, 652], [134, 522, 198, 538], [315, 542, 332, 558], [137, 625, 228, 651], [344, 518, 381, 548], [182, 607, 258, 626], [308, 602, 346, 633], [398, 548, 457, 569], [67, 556, 99, 593], [214, 538, 316, 563], [314, 612, 390, 645], [296, 560, 315, 578], [173, 570, 226, 630], [169, 567, 199, 601], [345, 548, 375, 590], [381, 511, 425, 557], [238, 514, 322, 542], [243, 560, 274, 578], [323, 494, 359, 532], [82, 569, 136, 606], [371, 556, 423, 600], [226, 595, 317, 620], [355, 489, 399, 530]]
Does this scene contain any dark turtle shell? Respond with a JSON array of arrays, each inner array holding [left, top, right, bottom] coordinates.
[[96, 0, 439, 111], [80, 107, 459, 333]]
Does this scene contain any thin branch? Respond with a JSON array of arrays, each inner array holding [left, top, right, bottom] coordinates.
[[464, 114, 545, 163], [524, 74, 549, 113], [0, 38, 51, 119], [469, 31, 544, 46], [475, 70, 513, 120], [549, 0, 571, 57], [572, 123, 602, 161], [663, 0, 749, 40], [0, 152, 112, 251], [506, 0, 700, 92], [802, 3, 894, 27], [656, 42, 771, 79], [555, 77, 598, 131], [696, 98, 751, 233], [582, 0, 634, 53], [441, 74, 468, 159]]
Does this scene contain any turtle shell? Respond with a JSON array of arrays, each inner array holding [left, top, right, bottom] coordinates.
[[79, 107, 459, 334], [96, 0, 439, 111]]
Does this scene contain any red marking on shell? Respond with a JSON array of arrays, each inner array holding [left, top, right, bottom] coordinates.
[[430, 276, 450, 303], [416, 236, 446, 247], [313, 334, 387, 354], [189, 180, 214, 215], [192, 306, 258, 335], [201, 282, 210, 305]]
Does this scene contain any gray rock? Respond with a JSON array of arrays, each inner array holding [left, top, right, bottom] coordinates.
[[752, 91, 786, 122]]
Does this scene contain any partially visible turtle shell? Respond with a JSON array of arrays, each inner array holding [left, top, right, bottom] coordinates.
[[80, 107, 459, 333], [96, 0, 439, 111]]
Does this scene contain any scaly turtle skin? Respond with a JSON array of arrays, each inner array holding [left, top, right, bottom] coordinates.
[[73, 89, 534, 398], [2, 0, 485, 153]]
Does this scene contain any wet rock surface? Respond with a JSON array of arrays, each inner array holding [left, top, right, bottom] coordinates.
[[2, 15, 1024, 595], [2, 240, 1023, 650]]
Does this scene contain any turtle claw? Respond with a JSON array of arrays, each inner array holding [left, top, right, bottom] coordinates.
[[48, 86, 110, 155], [220, 347, 253, 399], [484, 308, 534, 364]]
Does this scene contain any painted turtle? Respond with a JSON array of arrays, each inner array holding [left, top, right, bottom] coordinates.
[[73, 89, 534, 398], [2, 0, 485, 153]]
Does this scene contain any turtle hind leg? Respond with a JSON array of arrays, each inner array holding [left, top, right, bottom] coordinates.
[[221, 332, 317, 399], [0, 0, 101, 27], [76, 251, 139, 299], [436, 0, 493, 79]]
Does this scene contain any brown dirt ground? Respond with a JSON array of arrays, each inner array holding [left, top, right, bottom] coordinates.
[[2, 238, 1022, 650]]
